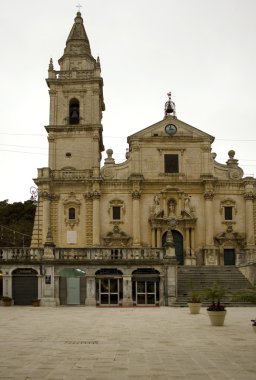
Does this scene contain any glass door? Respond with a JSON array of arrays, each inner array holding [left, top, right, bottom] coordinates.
[[134, 280, 159, 305], [97, 278, 122, 305]]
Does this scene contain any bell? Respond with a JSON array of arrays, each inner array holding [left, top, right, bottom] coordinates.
[[70, 108, 79, 124], [165, 101, 174, 114]]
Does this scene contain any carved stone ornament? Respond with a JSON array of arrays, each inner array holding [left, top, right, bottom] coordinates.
[[132, 190, 141, 199], [215, 224, 245, 248], [204, 191, 214, 200], [153, 194, 164, 217], [229, 168, 243, 180], [108, 199, 125, 219], [63, 192, 81, 229], [220, 199, 237, 216], [103, 225, 132, 247], [101, 167, 114, 179], [244, 192, 255, 201]]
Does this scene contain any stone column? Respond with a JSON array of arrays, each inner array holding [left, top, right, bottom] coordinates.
[[85, 275, 96, 306], [122, 275, 133, 306], [204, 190, 215, 245], [185, 228, 190, 257], [162, 195, 167, 217], [159, 276, 165, 306], [163, 262, 177, 305], [132, 190, 141, 246], [92, 190, 101, 246], [244, 192, 254, 245], [151, 228, 156, 248], [92, 131, 100, 177], [40, 265, 56, 307], [156, 228, 161, 248], [191, 228, 195, 256], [48, 132, 55, 168], [42, 192, 51, 244], [131, 144, 140, 173]]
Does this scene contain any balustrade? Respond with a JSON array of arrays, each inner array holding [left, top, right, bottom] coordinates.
[[0, 247, 164, 261]]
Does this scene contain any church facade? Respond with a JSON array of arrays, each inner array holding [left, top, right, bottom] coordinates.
[[1, 12, 256, 306]]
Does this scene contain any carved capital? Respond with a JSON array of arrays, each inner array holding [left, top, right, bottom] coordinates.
[[40, 191, 57, 201], [244, 192, 255, 201], [92, 191, 101, 200], [204, 191, 215, 200], [132, 190, 141, 200], [85, 192, 93, 200]]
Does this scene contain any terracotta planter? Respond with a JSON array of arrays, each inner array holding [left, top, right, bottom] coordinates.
[[207, 310, 227, 326], [3, 300, 12, 306], [188, 303, 201, 314], [32, 300, 40, 307]]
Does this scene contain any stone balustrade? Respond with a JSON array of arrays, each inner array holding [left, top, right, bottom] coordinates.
[[0, 248, 43, 261], [0, 247, 164, 261]]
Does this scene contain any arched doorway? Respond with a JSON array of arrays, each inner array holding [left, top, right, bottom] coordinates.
[[95, 269, 123, 306], [59, 268, 86, 305], [12, 268, 38, 305], [132, 268, 160, 305], [162, 230, 184, 265]]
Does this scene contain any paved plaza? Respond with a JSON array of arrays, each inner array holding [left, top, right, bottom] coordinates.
[[0, 306, 256, 380]]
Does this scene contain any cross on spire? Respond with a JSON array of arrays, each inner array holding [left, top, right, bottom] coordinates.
[[76, 3, 82, 12]]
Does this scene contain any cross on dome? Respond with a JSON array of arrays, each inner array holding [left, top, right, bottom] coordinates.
[[76, 3, 82, 12]]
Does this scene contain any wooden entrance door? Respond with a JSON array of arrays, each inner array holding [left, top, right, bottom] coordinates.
[[224, 249, 236, 265]]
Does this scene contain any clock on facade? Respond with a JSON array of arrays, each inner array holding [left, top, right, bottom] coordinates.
[[165, 124, 177, 135]]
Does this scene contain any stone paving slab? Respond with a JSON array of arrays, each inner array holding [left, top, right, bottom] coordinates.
[[0, 306, 255, 379]]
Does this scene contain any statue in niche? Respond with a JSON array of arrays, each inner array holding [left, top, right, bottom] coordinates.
[[184, 195, 195, 218], [168, 199, 176, 217], [153, 194, 163, 217]]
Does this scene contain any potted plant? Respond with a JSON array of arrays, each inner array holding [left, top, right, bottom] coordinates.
[[187, 280, 202, 314], [2, 296, 12, 306], [32, 299, 41, 307], [187, 290, 202, 314], [203, 282, 227, 326]]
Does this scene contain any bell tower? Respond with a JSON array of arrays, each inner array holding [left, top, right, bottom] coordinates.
[[46, 11, 105, 176]]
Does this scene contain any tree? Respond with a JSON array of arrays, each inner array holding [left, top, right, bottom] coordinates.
[[0, 200, 36, 247]]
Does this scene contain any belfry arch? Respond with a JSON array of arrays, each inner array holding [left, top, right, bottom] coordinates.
[[69, 98, 80, 124]]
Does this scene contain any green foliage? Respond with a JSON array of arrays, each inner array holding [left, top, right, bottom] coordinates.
[[232, 287, 256, 303], [202, 282, 226, 304], [188, 291, 202, 303], [202, 282, 226, 311], [0, 200, 36, 247], [187, 280, 202, 303]]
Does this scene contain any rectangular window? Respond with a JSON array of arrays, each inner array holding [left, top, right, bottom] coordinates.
[[68, 207, 76, 219], [224, 206, 233, 220], [164, 154, 179, 173], [112, 206, 121, 220]]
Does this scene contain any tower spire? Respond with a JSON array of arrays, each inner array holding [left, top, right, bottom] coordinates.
[[59, 10, 92, 65]]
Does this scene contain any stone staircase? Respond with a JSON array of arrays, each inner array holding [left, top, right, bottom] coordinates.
[[173, 266, 254, 307]]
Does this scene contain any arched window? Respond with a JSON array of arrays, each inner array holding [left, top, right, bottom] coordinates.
[[68, 207, 76, 220], [69, 98, 80, 124]]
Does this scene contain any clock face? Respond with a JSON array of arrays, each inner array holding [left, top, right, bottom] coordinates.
[[165, 124, 177, 135]]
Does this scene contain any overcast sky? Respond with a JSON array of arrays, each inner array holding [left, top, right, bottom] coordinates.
[[1, 0, 256, 203]]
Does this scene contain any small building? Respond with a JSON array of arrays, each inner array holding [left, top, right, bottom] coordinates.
[[1, 12, 255, 306]]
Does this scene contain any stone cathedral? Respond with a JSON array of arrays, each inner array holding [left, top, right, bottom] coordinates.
[[1, 12, 255, 306]]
